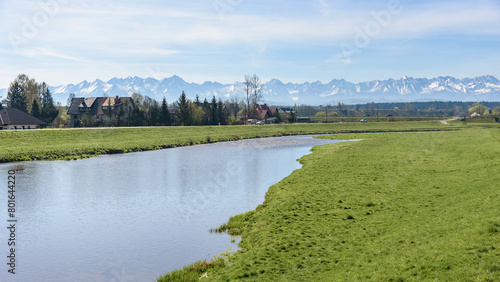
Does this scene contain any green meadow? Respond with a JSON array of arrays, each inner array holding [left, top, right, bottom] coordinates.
[[0, 121, 449, 163], [158, 122, 500, 281], [2, 120, 498, 280]]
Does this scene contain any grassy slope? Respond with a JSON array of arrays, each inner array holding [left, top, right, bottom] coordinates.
[[159, 124, 500, 281], [0, 122, 449, 163]]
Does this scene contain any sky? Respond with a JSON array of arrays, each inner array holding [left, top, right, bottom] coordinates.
[[0, 0, 499, 88]]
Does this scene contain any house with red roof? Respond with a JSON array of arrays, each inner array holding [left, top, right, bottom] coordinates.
[[255, 104, 279, 123]]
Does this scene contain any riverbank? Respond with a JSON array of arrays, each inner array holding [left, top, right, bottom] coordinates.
[[0, 121, 452, 163], [158, 124, 500, 281]]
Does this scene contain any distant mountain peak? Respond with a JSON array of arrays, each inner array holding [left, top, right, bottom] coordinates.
[[169, 75, 184, 80], [2, 75, 499, 106]]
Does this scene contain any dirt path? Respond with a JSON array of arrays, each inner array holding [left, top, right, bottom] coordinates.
[[440, 117, 461, 125]]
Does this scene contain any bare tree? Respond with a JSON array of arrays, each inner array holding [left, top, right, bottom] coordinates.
[[242, 74, 263, 120], [250, 74, 263, 111], [243, 75, 252, 121], [227, 94, 242, 119], [67, 93, 76, 108]]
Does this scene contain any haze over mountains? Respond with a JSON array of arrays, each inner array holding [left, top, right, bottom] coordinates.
[[2, 75, 500, 106]]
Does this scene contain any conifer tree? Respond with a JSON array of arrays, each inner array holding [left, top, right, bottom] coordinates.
[[161, 97, 171, 126], [31, 98, 41, 118], [148, 100, 161, 126], [40, 82, 58, 124], [217, 99, 227, 125], [7, 82, 27, 112], [210, 96, 218, 125], [202, 98, 210, 125], [177, 91, 190, 126]]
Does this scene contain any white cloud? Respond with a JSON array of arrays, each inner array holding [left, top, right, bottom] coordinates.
[[0, 0, 499, 87], [35, 48, 87, 62]]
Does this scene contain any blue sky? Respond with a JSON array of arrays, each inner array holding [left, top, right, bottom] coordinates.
[[0, 0, 499, 87]]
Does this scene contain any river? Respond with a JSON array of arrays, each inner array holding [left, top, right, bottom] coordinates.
[[0, 135, 349, 281]]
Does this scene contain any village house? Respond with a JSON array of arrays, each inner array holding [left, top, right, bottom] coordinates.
[[67, 96, 133, 127], [255, 104, 279, 124], [0, 108, 46, 130]]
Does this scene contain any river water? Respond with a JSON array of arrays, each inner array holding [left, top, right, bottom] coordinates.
[[0, 135, 348, 281]]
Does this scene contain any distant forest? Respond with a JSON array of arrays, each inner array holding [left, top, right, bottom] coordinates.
[[295, 101, 500, 118], [348, 101, 500, 110]]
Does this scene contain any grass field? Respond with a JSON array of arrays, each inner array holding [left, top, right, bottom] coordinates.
[[0, 121, 452, 163], [158, 123, 500, 281]]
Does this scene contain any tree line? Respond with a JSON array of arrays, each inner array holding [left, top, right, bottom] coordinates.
[[295, 101, 500, 118], [2, 74, 59, 125], [0, 74, 265, 128], [352, 101, 500, 111], [74, 74, 265, 127], [107, 91, 233, 127], [5, 73, 496, 128]]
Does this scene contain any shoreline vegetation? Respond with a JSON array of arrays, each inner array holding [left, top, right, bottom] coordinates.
[[0, 121, 456, 164], [158, 121, 500, 281]]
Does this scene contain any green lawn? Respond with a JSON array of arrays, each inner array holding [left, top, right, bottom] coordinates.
[[4, 121, 498, 280], [0, 121, 451, 163], [158, 123, 500, 281]]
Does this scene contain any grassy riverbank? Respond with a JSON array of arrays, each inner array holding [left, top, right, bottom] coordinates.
[[0, 121, 450, 163], [158, 124, 500, 281]]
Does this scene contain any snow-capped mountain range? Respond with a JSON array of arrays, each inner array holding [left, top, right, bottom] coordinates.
[[2, 75, 500, 105]]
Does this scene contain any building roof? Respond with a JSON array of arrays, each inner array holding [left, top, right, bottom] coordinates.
[[67, 97, 87, 115], [268, 106, 277, 116], [0, 108, 47, 126], [255, 104, 276, 120], [67, 97, 132, 115], [96, 97, 132, 115], [79, 97, 97, 108], [101, 97, 117, 107]]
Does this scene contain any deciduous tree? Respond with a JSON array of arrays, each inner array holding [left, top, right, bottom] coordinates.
[[227, 95, 242, 119], [14, 74, 39, 114], [250, 74, 263, 111], [243, 75, 252, 121], [67, 93, 76, 107], [468, 103, 487, 116]]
